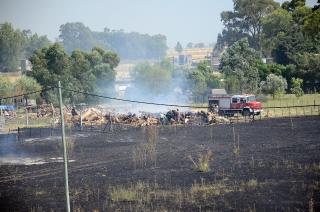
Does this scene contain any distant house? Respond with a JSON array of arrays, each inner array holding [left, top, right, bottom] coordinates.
[[261, 58, 274, 64], [211, 46, 228, 70], [114, 63, 135, 97], [20, 59, 32, 74], [166, 48, 213, 68]]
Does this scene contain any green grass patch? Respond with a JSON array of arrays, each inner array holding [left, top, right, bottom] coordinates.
[[262, 94, 320, 118]]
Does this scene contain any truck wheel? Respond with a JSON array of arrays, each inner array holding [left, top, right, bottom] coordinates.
[[242, 109, 250, 117]]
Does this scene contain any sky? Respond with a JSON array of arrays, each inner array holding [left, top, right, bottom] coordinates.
[[0, 0, 317, 47]]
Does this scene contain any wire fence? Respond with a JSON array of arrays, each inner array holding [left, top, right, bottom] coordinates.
[[0, 86, 320, 131]]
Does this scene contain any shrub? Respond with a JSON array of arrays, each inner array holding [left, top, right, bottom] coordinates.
[[132, 127, 157, 169], [188, 149, 213, 172], [291, 77, 304, 97]]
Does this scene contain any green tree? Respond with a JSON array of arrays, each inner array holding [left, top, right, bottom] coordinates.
[[302, 7, 320, 41], [0, 23, 26, 72], [224, 75, 239, 94], [220, 38, 261, 93], [187, 62, 223, 102], [0, 78, 15, 104], [59, 22, 96, 54], [30, 43, 119, 104], [257, 63, 286, 80], [260, 73, 287, 99], [220, 0, 279, 50], [290, 77, 304, 97], [59, 22, 167, 60], [131, 62, 172, 96], [187, 69, 208, 103], [24, 33, 51, 58], [29, 43, 73, 103], [261, 8, 292, 56], [282, 0, 305, 11], [186, 42, 193, 48], [15, 76, 42, 100]]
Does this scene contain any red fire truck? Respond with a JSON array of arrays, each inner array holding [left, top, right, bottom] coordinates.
[[208, 94, 263, 116]]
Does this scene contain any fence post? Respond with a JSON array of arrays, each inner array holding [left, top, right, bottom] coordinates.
[[58, 81, 71, 212], [25, 108, 29, 128], [80, 110, 83, 131], [313, 99, 316, 115]]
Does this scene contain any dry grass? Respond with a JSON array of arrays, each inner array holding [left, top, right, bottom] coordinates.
[[190, 180, 236, 205], [188, 149, 213, 172], [246, 179, 258, 189], [57, 138, 75, 157], [132, 127, 158, 169], [0, 75, 21, 83], [262, 94, 320, 118], [35, 190, 46, 197], [232, 126, 240, 156], [309, 197, 315, 212], [109, 182, 151, 203]]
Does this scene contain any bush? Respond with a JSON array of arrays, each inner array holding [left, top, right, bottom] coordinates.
[[291, 77, 304, 97], [188, 149, 213, 172], [260, 74, 287, 99]]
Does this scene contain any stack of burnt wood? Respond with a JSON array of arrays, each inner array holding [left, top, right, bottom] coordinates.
[[65, 107, 230, 127]]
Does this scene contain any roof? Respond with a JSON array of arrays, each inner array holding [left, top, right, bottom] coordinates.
[[231, 94, 255, 98], [210, 89, 227, 95]]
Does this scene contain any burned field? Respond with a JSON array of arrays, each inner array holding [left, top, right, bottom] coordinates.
[[0, 116, 319, 211]]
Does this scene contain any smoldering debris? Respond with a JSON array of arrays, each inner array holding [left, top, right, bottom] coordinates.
[[68, 106, 230, 127]]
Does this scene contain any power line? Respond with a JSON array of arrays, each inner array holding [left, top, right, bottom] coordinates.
[[0, 87, 54, 100], [59, 87, 320, 110], [1, 85, 318, 110], [59, 87, 209, 109]]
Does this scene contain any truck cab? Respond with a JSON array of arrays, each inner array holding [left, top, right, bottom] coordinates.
[[230, 95, 262, 116]]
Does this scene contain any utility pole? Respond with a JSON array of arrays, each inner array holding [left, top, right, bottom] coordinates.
[[58, 81, 71, 212]]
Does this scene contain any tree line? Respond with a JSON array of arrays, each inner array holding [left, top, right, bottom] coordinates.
[[0, 23, 51, 72], [59, 22, 167, 60], [129, 0, 320, 103], [0, 22, 167, 73], [29, 44, 119, 104], [216, 0, 320, 94]]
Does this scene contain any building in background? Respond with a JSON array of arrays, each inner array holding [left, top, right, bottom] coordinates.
[[20, 60, 32, 74], [166, 48, 213, 69], [114, 63, 135, 97]]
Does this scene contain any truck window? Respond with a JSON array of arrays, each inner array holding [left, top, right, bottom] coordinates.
[[232, 98, 238, 103], [247, 96, 256, 101], [240, 98, 246, 103]]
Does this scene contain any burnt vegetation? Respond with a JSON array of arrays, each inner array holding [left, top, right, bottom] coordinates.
[[0, 116, 319, 211]]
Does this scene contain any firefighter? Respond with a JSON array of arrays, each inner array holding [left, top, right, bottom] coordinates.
[[159, 112, 166, 125], [214, 104, 219, 114], [176, 109, 180, 123], [71, 107, 78, 116]]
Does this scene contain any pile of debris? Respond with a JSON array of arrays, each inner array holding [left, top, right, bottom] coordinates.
[[55, 107, 231, 127], [113, 113, 159, 126], [105, 109, 229, 127]]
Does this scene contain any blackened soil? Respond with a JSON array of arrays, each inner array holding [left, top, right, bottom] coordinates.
[[0, 116, 319, 211]]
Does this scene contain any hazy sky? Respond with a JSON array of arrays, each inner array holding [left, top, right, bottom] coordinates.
[[0, 0, 317, 47]]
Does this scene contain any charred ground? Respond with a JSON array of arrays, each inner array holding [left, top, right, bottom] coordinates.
[[0, 116, 319, 211]]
